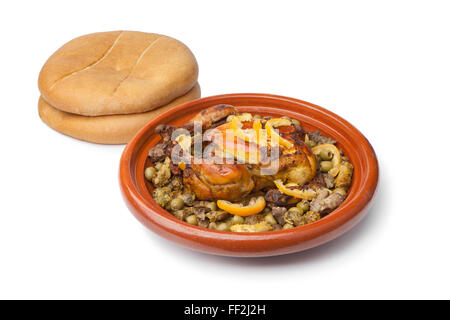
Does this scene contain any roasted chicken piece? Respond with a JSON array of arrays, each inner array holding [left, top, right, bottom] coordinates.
[[149, 105, 319, 202], [181, 110, 317, 201], [183, 161, 254, 202]]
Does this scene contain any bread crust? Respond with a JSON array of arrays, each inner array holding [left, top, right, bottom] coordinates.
[[38, 83, 200, 144], [38, 31, 198, 116]]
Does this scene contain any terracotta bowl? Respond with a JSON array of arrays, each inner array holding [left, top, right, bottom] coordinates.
[[119, 94, 379, 257]]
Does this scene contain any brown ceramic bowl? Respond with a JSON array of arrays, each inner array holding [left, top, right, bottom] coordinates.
[[119, 94, 378, 257]]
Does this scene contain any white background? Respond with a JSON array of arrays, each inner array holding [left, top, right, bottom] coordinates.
[[1, 0, 449, 299]]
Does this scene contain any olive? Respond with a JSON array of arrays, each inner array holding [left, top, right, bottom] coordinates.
[[263, 207, 271, 214], [264, 213, 277, 225], [217, 222, 230, 231], [170, 198, 185, 210], [320, 161, 333, 172], [319, 149, 333, 161], [186, 215, 198, 225], [288, 207, 303, 215], [206, 202, 217, 211], [296, 200, 309, 212], [283, 223, 294, 230], [253, 114, 262, 120], [231, 215, 245, 225], [208, 222, 217, 230], [291, 119, 301, 126], [144, 167, 156, 181]]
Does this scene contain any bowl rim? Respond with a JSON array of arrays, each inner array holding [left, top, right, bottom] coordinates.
[[119, 93, 379, 253]]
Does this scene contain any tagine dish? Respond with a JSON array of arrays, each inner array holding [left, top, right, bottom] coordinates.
[[144, 104, 354, 233]]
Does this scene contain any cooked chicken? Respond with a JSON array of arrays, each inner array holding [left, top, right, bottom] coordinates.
[[150, 105, 318, 202], [183, 161, 255, 201]]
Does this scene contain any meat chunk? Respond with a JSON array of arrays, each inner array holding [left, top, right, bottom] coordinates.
[[271, 206, 287, 225], [206, 210, 229, 222], [265, 189, 292, 206], [148, 142, 171, 163], [186, 104, 237, 129], [308, 131, 336, 145], [148, 124, 182, 163], [335, 161, 354, 190], [283, 208, 321, 226], [310, 188, 345, 214], [302, 171, 326, 190], [323, 173, 335, 189]]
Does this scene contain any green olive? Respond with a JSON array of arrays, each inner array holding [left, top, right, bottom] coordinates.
[[291, 119, 301, 126], [320, 161, 333, 172], [217, 222, 230, 231], [319, 149, 333, 161], [264, 213, 277, 225], [206, 202, 217, 211], [263, 207, 271, 214], [208, 222, 217, 229], [306, 140, 316, 148], [283, 223, 294, 230], [144, 167, 156, 181], [296, 200, 309, 212], [231, 215, 245, 225], [226, 115, 235, 122], [253, 114, 262, 120], [186, 215, 198, 225], [288, 207, 303, 215], [170, 198, 184, 210]]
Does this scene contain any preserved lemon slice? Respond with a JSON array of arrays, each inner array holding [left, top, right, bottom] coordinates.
[[312, 144, 341, 177], [265, 118, 294, 149], [217, 196, 266, 216], [230, 117, 257, 143], [274, 179, 316, 200]]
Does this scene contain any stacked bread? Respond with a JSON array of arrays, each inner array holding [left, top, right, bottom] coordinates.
[[38, 31, 200, 144]]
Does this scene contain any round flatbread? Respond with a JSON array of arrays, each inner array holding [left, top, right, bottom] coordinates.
[[38, 31, 198, 116], [38, 83, 200, 144]]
